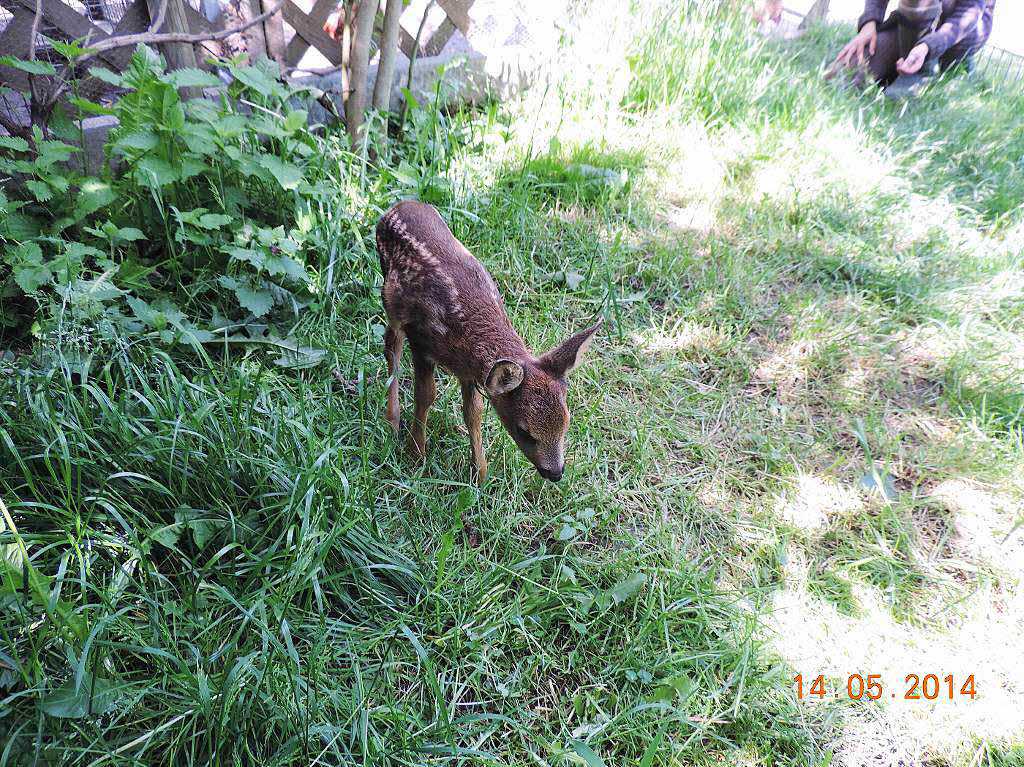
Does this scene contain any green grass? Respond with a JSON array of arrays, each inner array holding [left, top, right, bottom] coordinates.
[[3, 0, 1024, 764]]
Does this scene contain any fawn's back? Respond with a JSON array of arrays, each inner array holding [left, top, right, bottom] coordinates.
[[376, 200, 526, 379]]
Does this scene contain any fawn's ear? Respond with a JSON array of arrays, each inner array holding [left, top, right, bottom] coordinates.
[[485, 359, 525, 396], [540, 321, 601, 378]]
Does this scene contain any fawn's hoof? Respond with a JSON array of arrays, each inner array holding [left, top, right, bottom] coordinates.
[[410, 434, 427, 460]]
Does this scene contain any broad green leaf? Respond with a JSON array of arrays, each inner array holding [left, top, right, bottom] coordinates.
[[63, 242, 103, 261], [392, 160, 419, 187], [225, 246, 265, 269], [48, 39, 97, 61], [67, 96, 114, 116], [40, 673, 124, 718], [12, 241, 43, 265], [87, 66, 122, 85], [258, 155, 303, 191], [0, 56, 56, 75], [231, 65, 279, 97], [0, 136, 29, 152], [608, 573, 646, 605], [116, 130, 159, 152], [1, 211, 43, 239], [126, 295, 160, 326], [24, 180, 52, 202], [558, 524, 579, 541], [36, 140, 78, 164], [168, 68, 223, 89], [75, 179, 116, 218], [150, 524, 182, 548], [179, 157, 207, 181], [134, 156, 179, 186], [181, 125, 217, 155], [283, 109, 307, 133], [234, 285, 274, 317], [272, 256, 308, 284], [273, 345, 326, 370], [197, 213, 232, 229], [212, 114, 248, 138], [115, 227, 146, 241], [14, 264, 51, 293], [164, 100, 186, 132], [568, 740, 607, 767]]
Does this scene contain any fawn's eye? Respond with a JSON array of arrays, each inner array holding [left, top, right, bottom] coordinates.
[[515, 424, 535, 444]]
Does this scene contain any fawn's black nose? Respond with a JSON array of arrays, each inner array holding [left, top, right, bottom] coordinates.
[[539, 466, 564, 482]]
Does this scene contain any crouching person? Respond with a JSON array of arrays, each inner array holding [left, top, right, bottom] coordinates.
[[827, 0, 996, 97]]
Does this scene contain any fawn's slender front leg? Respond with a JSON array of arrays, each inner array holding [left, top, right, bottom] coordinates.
[[411, 352, 436, 459], [460, 381, 487, 483], [384, 326, 404, 432]]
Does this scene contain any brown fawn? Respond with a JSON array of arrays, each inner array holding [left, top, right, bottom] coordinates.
[[376, 200, 600, 483]]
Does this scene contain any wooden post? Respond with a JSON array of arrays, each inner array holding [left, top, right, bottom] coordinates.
[[239, 0, 269, 62], [146, 0, 200, 86], [260, 0, 286, 68], [799, 0, 830, 30]]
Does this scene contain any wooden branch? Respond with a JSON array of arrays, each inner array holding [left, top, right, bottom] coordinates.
[[27, 0, 42, 62], [79, 0, 285, 58], [345, 0, 377, 142], [26, 0, 43, 133], [371, 0, 400, 110], [340, 1, 350, 106]]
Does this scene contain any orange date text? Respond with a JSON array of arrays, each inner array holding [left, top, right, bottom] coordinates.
[[794, 673, 976, 701]]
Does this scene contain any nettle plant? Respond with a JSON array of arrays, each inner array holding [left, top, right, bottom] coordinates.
[[0, 46, 335, 364]]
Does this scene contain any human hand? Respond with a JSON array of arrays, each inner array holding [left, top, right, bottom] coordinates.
[[324, 3, 358, 40], [831, 21, 877, 70], [896, 43, 929, 75], [323, 9, 343, 39]]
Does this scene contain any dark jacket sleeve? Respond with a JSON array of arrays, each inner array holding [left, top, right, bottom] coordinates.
[[858, 0, 889, 31], [919, 0, 987, 60]]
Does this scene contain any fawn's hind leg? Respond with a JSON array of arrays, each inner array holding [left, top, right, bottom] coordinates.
[[410, 352, 436, 459], [384, 326, 404, 432]]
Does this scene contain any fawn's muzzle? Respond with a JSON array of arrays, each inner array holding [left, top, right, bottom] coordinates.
[[538, 466, 564, 482]]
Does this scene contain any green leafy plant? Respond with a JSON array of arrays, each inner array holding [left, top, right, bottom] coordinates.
[[0, 46, 337, 357]]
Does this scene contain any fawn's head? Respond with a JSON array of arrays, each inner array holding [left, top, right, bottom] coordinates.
[[484, 322, 601, 482]]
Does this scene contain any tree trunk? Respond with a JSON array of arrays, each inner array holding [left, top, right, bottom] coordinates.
[[345, 0, 378, 143], [371, 0, 402, 111]]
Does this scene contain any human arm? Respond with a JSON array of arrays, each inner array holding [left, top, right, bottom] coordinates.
[[857, 0, 890, 33], [918, 0, 987, 61]]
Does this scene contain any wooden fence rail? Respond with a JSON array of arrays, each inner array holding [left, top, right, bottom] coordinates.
[[0, 0, 475, 120]]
